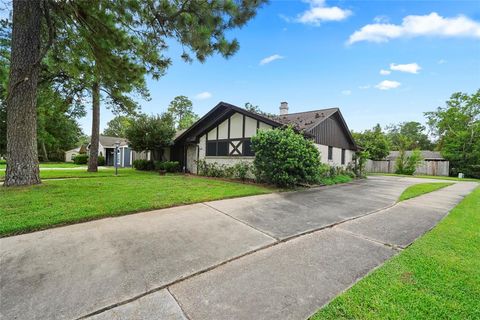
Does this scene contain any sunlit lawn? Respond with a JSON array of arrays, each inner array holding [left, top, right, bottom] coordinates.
[[311, 186, 480, 320], [398, 182, 453, 201], [0, 170, 275, 237]]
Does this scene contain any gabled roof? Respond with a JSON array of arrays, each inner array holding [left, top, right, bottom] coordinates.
[[98, 135, 129, 147], [174, 101, 283, 142], [272, 108, 339, 131]]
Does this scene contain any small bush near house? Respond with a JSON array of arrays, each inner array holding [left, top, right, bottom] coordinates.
[[196, 160, 253, 181], [133, 159, 155, 171], [73, 154, 88, 165], [97, 156, 105, 166], [251, 127, 322, 187], [395, 149, 423, 175], [319, 174, 353, 185], [155, 161, 180, 172], [0, 159, 6, 165], [233, 161, 252, 181]]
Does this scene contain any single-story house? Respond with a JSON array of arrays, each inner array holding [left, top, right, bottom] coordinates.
[[65, 135, 149, 167], [169, 101, 358, 173], [64, 147, 81, 162]]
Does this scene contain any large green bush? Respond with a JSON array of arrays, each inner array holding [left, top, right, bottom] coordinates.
[[133, 159, 155, 171], [73, 154, 88, 164], [155, 161, 180, 172], [196, 160, 253, 180], [251, 127, 321, 187]]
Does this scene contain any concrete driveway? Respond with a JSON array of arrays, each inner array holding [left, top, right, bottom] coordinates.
[[0, 176, 477, 320]]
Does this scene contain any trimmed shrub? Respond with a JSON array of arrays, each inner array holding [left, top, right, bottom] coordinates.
[[133, 159, 155, 171], [97, 156, 105, 166], [155, 161, 180, 172], [197, 160, 229, 177], [251, 127, 321, 187], [73, 154, 88, 164]]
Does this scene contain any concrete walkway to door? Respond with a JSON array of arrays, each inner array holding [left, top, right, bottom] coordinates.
[[0, 176, 477, 320]]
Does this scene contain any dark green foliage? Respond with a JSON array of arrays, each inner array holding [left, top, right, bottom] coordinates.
[[251, 127, 322, 187], [319, 174, 353, 185], [126, 113, 176, 161], [132, 159, 155, 171], [168, 96, 199, 130], [103, 116, 134, 137], [155, 161, 180, 173], [395, 149, 423, 175], [425, 90, 480, 178], [97, 156, 105, 166], [352, 124, 390, 160], [73, 154, 88, 165], [244, 102, 276, 118], [387, 121, 434, 150]]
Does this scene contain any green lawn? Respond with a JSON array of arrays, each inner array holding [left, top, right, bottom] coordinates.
[[398, 182, 453, 202], [0, 167, 119, 181], [311, 186, 480, 320], [0, 170, 275, 237], [0, 162, 84, 169], [369, 172, 480, 182]]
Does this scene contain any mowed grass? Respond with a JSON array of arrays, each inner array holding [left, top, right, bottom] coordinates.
[[398, 182, 453, 201], [0, 170, 275, 237], [0, 167, 120, 181], [0, 162, 84, 169], [368, 172, 480, 183], [311, 186, 480, 320]]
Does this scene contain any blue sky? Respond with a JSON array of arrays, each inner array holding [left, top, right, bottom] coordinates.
[[16, 1, 480, 133]]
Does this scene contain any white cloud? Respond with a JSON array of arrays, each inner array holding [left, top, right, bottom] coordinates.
[[194, 91, 212, 100], [259, 54, 284, 66], [358, 85, 371, 89], [341, 90, 352, 95], [375, 80, 401, 90], [390, 63, 421, 74], [373, 15, 390, 24], [296, 0, 352, 25], [437, 59, 447, 64], [348, 12, 480, 44], [380, 69, 391, 75]]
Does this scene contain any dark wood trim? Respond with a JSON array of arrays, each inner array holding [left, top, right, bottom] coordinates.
[[206, 131, 208, 141], [242, 115, 246, 138], [256, 120, 259, 130], [216, 125, 219, 140], [227, 116, 231, 139]]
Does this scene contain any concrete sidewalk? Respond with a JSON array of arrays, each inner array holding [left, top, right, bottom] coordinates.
[[0, 177, 476, 320]]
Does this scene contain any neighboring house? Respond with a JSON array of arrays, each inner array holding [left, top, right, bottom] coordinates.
[[87, 135, 135, 167], [170, 101, 358, 173], [64, 147, 81, 162], [366, 150, 449, 176]]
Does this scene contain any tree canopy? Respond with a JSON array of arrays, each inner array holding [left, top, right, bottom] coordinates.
[[103, 116, 134, 138], [425, 90, 480, 178], [125, 113, 176, 161], [352, 124, 390, 160], [168, 95, 199, 130], [387, 121, 434, 151]]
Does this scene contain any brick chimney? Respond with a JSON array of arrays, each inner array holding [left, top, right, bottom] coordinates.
[[279, 101, 289, 115]]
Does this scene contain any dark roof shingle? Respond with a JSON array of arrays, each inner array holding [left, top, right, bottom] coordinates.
[[271, 108, 339, 131]]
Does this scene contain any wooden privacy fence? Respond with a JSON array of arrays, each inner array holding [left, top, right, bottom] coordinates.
[[366, 159, 450, 176]]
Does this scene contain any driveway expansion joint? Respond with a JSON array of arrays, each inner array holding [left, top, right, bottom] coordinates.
[[167, 287, 191, 320], [201, 202, 280, 241], [335, 227, 402, 251]]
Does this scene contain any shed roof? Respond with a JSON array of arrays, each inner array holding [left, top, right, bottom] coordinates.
[[387, 150, 444, 160]]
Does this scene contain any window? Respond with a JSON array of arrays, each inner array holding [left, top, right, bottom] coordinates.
[[217, 141, 229, 156], [328, 146, 333, 160], [341, 149, 345, 165], [243, 139, 255, 156], [206, 141, 230, 156], [206, 141, 217, 156]]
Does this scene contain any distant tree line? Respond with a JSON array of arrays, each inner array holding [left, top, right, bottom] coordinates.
[[352, 90, 479, 178]]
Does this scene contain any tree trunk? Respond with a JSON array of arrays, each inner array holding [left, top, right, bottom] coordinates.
[[4, 0, 42, 187], [87, 80, 100, 172], [41, 141, 49, 162]]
